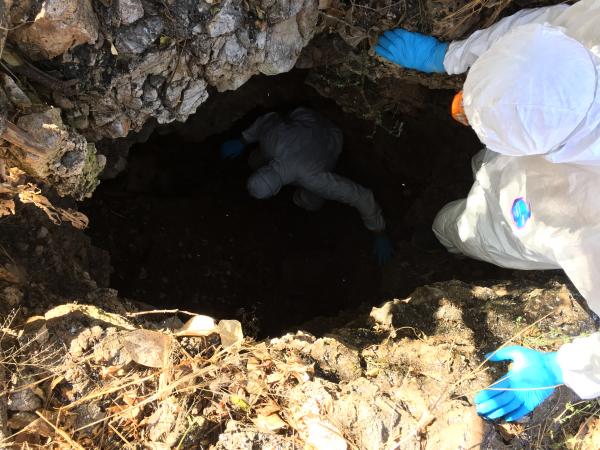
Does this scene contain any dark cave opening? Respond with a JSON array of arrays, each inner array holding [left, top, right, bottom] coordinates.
[[82, 70, 533, 338]]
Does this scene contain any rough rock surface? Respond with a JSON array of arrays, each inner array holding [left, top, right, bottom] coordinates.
[[1, 275, 595, 448], [0, 0, 564, 186], [0, 108, 106, 199], [115, 0, 145, 26], [6, 0, 319, 142], [11, 0, 99, 60]]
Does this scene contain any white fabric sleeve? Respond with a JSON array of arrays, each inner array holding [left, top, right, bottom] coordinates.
[[241, 112, 279, 144], [443, 5, 568, 75], [557, 333, 600, 400], [298, 172, 386, 232], [554, 225, 600, 399], [554, 227, 600, 317]]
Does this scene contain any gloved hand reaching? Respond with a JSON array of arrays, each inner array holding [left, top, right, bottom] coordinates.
[[373, 234, 394, 266], [375, 29, 448, 74], [220, 139, 246, 160], [475, 346, 563, 422]]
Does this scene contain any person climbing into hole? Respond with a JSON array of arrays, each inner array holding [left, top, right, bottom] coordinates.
[[219, 106, 394, 265], [376, 0, 600, 423]]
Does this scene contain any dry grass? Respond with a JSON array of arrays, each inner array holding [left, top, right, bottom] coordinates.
[[437, 0, 513, 38], [1, 286, 597, 449], [0, 310, 316, 449]]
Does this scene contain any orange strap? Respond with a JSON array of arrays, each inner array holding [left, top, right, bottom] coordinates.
[[451, 91, 469, 126]]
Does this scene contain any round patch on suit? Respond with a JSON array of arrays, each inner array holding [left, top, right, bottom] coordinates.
[[511, 197, 531, 229]]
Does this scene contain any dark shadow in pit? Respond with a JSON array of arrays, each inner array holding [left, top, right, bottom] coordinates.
[[83, 71, 558, 338]]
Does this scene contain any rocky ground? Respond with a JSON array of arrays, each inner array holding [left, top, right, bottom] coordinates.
[[1, 0, 598, 448], [1, 226, 598, 448]]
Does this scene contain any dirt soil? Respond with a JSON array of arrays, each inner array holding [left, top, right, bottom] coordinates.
[[1, 274, 597, 449]]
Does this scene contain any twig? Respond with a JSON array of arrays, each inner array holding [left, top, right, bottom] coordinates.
[[318, 11, 365, 31], [125, 309, 199, 318], [109, 423, 132, 448], [0, 0, 12, 63], [35, 410, 85, 450], [0, 365, 8, 449], [2, 46, 78, 95], [2, 121, 49, 159]]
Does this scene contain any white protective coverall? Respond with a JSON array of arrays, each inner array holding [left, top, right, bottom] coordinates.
[[433, 0, 600, 400], [241, 107, 386, 232]]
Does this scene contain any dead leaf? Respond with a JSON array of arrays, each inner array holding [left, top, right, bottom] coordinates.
[[0, 197, 15, 217], [217, 319, 243, 348], [336, 10, 367, 47], [7, 167, 25, 182], [20, 409, 60, 438], [17, 183, 89, 229], [574, 416, 600, 450], [305, 418, 347, 450], [318, 0, 331, 9], [124, 329, 173, 368], [230, 394, 251, 413], [252, 342, 271, 360], [256, 401, 281, 417], [108, 401, 141, 421], [7, 411, 37, 430], [32, 385, 46, 403], [32, 324, 49, 345], [100, 365, 123, 379], [44, 303, 135, 329], [0, 263, 24, 284], [48, 375, 64, 398], [266, 372, 284, 384], [176, 314, 217, 337], [253, 414, 286, 432], [495, 422, 523, 441]]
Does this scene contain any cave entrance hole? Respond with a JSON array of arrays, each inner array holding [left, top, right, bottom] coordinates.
[[83, 70, 519, 338]]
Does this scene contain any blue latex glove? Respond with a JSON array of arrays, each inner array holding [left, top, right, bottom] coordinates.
[[475, 346, 563, 422], [373, 234, 394, 266], [375, 29, 449, 73], [220, 139, 246, 160]]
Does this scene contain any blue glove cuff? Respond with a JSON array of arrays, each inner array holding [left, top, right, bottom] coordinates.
[[544, 352, 564, 385], [430, 42, 449, 73]]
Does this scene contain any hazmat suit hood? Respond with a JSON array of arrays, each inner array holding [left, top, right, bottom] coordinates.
[[247, 166, 283, 199], [463, 24, 599, 158]]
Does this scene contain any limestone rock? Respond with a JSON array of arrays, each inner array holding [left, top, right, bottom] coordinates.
[[332, 379, 402, 450], [259, 0, 318, 76], [207, 0, 243, 38], [115, 16, 164, 55], [310, 337, 362, 382], [14, 108, 105, 199], [176, 79, 209, 119], [10, 0, 99, 60], [19, 0, 320, 142], [215, 421, 296, 450], [2, 74, 31, 109], [8, 388, 41, 412], [115, 0, 144, 25]]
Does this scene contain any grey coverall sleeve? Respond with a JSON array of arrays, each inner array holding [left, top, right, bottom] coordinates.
[[242, 112, 279, 143], [298, 172, 386, 233]]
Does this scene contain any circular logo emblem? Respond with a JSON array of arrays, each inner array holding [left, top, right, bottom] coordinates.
[[511, 197, 531, 229]]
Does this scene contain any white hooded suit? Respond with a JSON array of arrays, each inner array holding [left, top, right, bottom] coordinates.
[[433, 0, 600, 399]]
